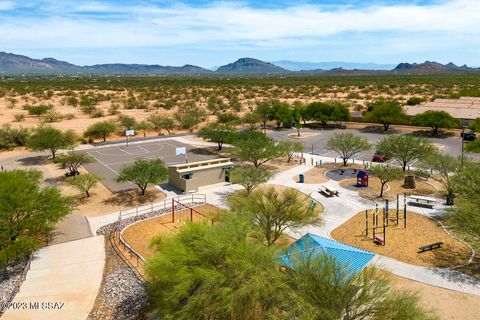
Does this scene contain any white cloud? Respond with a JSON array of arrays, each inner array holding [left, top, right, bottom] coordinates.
[[0, 0, 479, 52], [0, 0, 15, 11]]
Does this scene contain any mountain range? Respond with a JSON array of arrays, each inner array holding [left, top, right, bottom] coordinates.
[[0, 52, 478, 75]]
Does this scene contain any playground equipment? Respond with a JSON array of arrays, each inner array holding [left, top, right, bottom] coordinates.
[[356, 170, 369, 187], [364, 194, 408, 246]]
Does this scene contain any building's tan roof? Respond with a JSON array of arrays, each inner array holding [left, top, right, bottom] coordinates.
[[405, 97, 480, 120]]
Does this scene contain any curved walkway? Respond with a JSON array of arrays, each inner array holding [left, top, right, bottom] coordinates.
[[266, 161, 480, 296], [2, 236, 105, 320]]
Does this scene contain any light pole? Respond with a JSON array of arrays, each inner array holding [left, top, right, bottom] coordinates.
[[461, 125, 466, 167]]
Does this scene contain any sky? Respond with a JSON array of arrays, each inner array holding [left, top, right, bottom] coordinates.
[[0, 0, 478, 68]]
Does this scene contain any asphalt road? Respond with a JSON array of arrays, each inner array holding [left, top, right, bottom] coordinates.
[[267, 127, 480, 163]]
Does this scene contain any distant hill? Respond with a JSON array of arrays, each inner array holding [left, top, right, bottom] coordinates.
[[0, 52, 212, 75], [1, 52, 479, 75], [393, 61, 478, 74], [272, 60, 396, 71], [216, 58, 288, 74]]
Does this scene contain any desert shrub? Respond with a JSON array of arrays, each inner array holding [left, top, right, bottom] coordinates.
[[64, 113, 76, 120], [14, 114, 25, 122], [42, 110, 64, 123], [0, 125, 30, 150]]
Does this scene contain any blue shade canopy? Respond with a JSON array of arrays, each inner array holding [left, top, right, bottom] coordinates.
[[281, 233, 375, 274]]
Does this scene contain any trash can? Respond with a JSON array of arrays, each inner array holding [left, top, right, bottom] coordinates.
[[299, 174, 304, 183]]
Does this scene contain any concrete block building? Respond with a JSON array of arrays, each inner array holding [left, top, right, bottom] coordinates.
[[168, 158, 234, 193]]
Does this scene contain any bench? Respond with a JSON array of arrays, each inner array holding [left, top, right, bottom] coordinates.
[[418, 241, 443, 252], [374, 236, 384, 244], [318, 186, 339, 197], [408, 195, 437, 209]]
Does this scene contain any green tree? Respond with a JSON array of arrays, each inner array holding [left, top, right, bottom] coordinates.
[[27, 104, 53, 117], [271, 101, 293, 128], [326, 132, 371, 166], [175, 106, 206, 132], [465, 140, 480, 153], [216, 111, 240, 125], [66, 96, 79, 108], [283, 251, 436, 320], [134, 120, 153, 137], [370, 165, 404, 198], [411, 110, 460, 135], [84, 120, 118, 142], [364, 99, 407, 131], [206, 95, 226, 114], [198, 123, 236, 151], [66, 173, 102, 197], [229, 130, 281, 167], [277, 140, 304, 162], [0, 125, 30, 150], [255, 102, 273, 130], [147, 113, 176, 134], [0, 170, 72, 267], [230, 166, 273, 194], [242, 112, 260, 128], [147, 216, 288, 320], [329, 100, 352, 125], [116, 159, 168, 195], [419, 153, 461, 205], [468, 117, 480, 133], [376, 135, 435, 171], [27, 126, 77, 159], [450, 162, 480, 237], [117, 114, 137, 130], [54, 151, 95, 176], [406, 97, 425, 105], [305, 102, 334, 126], [230, 187, 320, 246]]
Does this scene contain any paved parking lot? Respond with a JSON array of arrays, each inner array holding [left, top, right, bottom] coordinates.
[[82, 139, 214, 192], [268, 127, 479, 164]]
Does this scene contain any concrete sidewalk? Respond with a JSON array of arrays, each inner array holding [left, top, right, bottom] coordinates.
[[2, 236, 105, 320]]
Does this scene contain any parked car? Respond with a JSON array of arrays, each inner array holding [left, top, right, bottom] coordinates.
[[462, 132, 476, 141], [372, 153, 388, 162]]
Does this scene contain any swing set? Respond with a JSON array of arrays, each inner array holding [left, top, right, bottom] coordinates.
[[364, 194, 408, 246]]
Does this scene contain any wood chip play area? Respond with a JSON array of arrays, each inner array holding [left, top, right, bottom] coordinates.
[[121, 204, 222, 259], [331, 209, 472, 268]]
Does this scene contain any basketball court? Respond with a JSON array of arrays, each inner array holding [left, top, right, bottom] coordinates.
[[82, 139, 215, 192]]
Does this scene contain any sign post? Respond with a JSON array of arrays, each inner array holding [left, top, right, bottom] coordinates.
[[125, 129, 135, 147], [176, 147, 188, 163]]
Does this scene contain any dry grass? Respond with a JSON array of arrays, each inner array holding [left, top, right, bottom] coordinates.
[[331, 210, 472, 268], [339, 176, 439, 200], [121, 204, 222, 259]]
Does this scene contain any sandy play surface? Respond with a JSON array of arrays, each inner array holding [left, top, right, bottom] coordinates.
[[331, 210, 472, 268]]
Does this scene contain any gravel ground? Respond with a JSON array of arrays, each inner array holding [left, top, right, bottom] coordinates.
[[0, 258, 29, 313], [88, 237, 148, 320]]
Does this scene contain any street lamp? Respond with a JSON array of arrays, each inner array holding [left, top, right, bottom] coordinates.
[[461, 125, 467, 167]]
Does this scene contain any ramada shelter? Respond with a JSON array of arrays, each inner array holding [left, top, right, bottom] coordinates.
[[168, 158, 234, 193]]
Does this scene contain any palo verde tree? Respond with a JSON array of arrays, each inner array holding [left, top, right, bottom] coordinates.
[[116, 159, 168, 195], [376, 135, 435, 171], [326, 132, 371, 166], [199, 123, 236, 151], [54, 151, 95, 176], [147, 113, 176, 135], [0, 170, 72, 267], [363, 99, 407, 131], [134, 120, 153, 137], [468, 117, 480, 133], [27, 126, 77, 159], [277, 140, 304, 162], [66, 173, 102, 198], [84, 120, 118, 142], [254, 101, 273, 130], [450, 161, 480, 237], [411, 110, 460, 135], [229, 166, 273, 195], [305, 102, 334, 126], [270, 101, 293, 128], [175, 105, 206, 132], [229, 130, 281, 167], [370, 165, 404, 198], [147, 215, 289, 320], [419, 153, 461, 205], [283, 251, 436, 320], [230, 187, 320, 246]]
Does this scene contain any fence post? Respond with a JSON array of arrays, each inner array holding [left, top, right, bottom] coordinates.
[[190, 208, 193, 222], [172, 199, 175, 223]]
